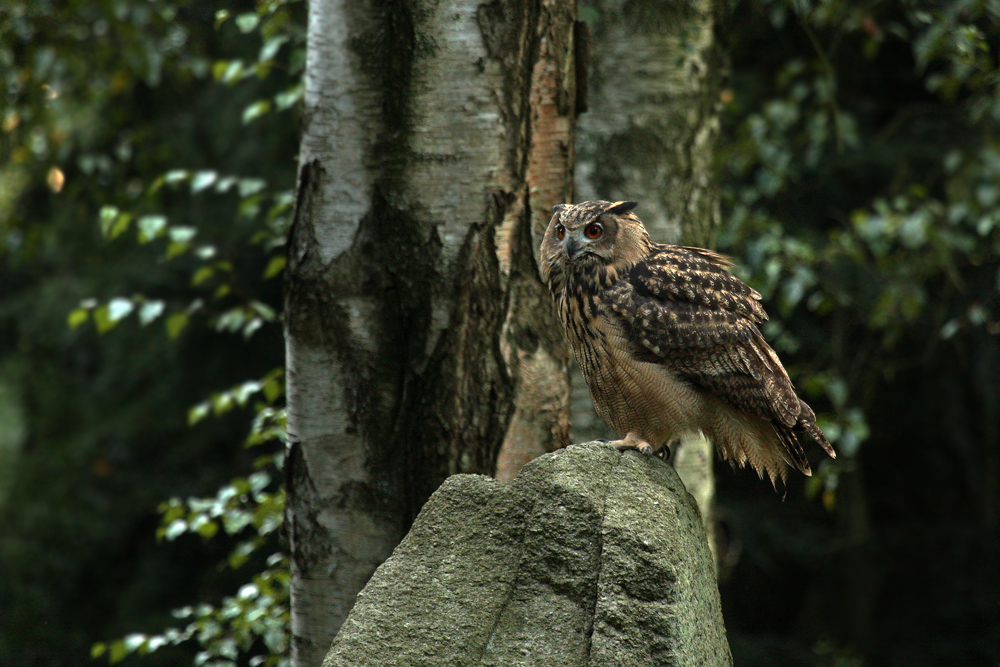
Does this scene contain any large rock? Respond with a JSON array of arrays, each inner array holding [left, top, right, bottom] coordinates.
[[324, 441, 732, 666]]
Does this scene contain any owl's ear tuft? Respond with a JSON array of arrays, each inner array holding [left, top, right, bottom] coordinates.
[[552, 203, 570, 213], [607, 200, 638, 215]]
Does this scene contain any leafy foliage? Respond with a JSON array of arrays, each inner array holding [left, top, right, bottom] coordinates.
[[718, 0, 1000, 663], [723, 0, 1000, 459], [1, 0, 302, 665]]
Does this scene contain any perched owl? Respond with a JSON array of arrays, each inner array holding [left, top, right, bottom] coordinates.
[[540, 200, 835, 484]]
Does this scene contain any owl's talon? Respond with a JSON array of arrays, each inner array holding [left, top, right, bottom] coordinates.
[[607, 432, 655, 456]]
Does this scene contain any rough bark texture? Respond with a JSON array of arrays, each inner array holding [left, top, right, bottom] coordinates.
[[324, 442, 732, 667], [572, 0, 725, 549], [284, 0, 577, 664]]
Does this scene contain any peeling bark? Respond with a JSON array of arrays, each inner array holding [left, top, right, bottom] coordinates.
[[574, 0, 726, 551], [285, 1, 577, 664]]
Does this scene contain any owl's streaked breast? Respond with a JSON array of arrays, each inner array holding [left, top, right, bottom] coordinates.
[[553, 264, 703, 447]]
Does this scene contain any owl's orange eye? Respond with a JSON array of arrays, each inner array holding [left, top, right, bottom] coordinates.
[[556, 224, 566, 240], [584, 223, 603, 239]]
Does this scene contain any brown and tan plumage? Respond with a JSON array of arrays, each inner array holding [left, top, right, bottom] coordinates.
[[540, 199, 836, 484]]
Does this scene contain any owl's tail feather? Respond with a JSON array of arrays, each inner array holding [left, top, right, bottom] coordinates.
[[773, 425, 812, 476], [796, 399, 837, 459]]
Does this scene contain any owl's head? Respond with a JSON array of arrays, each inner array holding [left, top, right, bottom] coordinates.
[[540, 200, 651, 284]]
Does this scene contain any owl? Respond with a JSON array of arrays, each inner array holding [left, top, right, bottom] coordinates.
[[540, 200, 836, 484]]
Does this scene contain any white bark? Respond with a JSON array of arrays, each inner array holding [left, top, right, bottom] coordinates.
[[286, 1, 577, 665]]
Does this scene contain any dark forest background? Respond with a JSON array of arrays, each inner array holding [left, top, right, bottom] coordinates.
[[1, 1, 998, 666]]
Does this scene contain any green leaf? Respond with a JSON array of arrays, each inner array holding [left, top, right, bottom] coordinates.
[[68, 308, 89, 330], [212, 391, 235, 414], [260, 8, 290, 38], [239, 194, 263, 219], [263, 256, 285, 279], [99, 206, 132, 239], [138, 215, 168, 243], [91, 642, 107, 659], [94, 305, 116, 334], [166, 241, 191, 260], [192, 266, 215, 287], [212, 60, 229, 81], [166, 312, 188, 339], [262, 375, 283, 404], [197, 519, 219, 539], [109, 639, 128, 664]]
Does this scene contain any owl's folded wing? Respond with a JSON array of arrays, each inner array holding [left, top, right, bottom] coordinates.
[[606, 246, 834, 467]]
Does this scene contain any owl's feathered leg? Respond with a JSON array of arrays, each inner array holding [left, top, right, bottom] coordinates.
[[609, 431, 655, 456]]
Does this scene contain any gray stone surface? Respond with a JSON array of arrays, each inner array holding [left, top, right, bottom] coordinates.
[[324, 442, 732, 667]]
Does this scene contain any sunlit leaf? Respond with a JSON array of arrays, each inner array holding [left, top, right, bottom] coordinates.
[[242, 100, 272, 124], [169, 226, 197, 243], [107, 297, 135, 323], [235, 13, 259, 33], [220, 60, 244, 84], [164, 169, 189, 185], [274, 84, 303, 111], [164, 518, 188, 541], [138, 215, 168, 243], [238, 178, 266, 197], [259, 35, 287, 62], [191, 171, 218, 192], [250, 300, 276, 321], [139, 300, 166, 325], [124, 634, 146, 652]]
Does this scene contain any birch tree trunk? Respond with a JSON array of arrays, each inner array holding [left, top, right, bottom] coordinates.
[[574, 0, 725, 547], [284, 1, 578, 665]]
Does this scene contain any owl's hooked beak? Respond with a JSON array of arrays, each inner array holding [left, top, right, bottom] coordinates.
[[564, 235, 582, 261]]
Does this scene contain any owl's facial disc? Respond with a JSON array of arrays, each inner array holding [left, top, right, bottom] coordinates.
[[562, 225, 610, 264], [564, 235, 583, 260]]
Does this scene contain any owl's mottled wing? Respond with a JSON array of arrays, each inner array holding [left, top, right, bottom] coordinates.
[[607, 245, 816, 471]]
